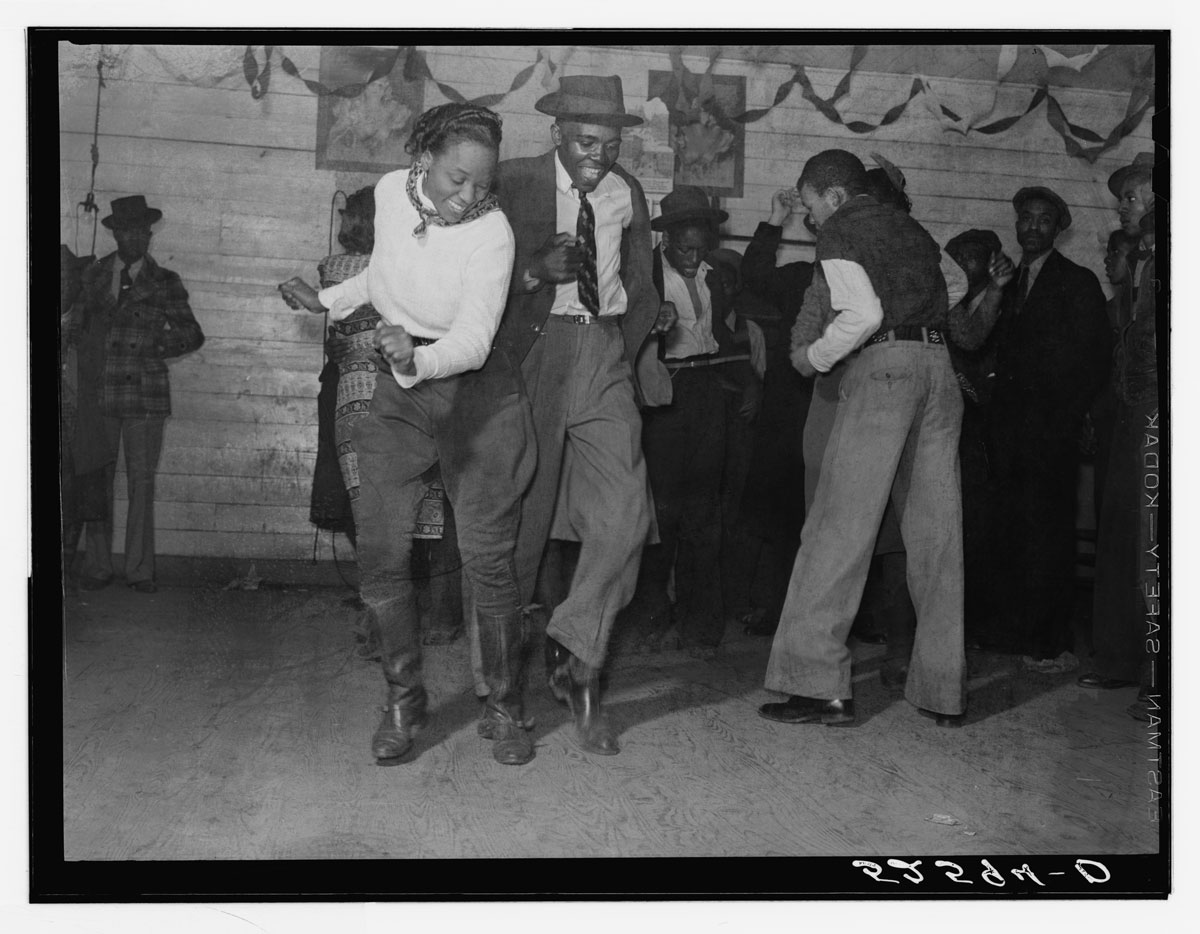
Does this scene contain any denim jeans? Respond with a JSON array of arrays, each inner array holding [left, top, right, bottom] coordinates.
[[353, 354, 535, 690], [765, 339, 966, 714]]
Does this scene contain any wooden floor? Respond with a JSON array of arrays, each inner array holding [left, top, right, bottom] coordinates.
[[62, 581, 1159, 861]]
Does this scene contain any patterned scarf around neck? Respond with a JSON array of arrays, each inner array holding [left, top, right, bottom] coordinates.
[[406, 164, 500, 237]]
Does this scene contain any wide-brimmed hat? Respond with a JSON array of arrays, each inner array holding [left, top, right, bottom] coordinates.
[[650, 186, 729, 232], [1012, 186, 1072, 230], [101, 195, 163, 230], [1107, 151, 1155, 198], [535, 74, 643, 127], [945, 228, 1003, 258], [706, 248, 743, 272]]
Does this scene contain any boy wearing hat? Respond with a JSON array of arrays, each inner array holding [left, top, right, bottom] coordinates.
[[69, 195, 205, 594], [985, 185, 1110, 670], [627, 187, 761, 657], [493, 75, 674, 755]]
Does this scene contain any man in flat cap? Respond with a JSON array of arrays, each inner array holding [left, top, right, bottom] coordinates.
[[493, 75, 674, 755], [68, 195, 205, 594], [626, 186, 761, 658], [1078, 152, 1161, 722], [984, 186, 1110, 671]]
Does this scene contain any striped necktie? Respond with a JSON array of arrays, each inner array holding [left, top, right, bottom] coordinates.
[[575, 190, 600, 315]]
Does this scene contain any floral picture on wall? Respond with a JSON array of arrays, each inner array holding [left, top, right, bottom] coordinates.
[[646, 69, 746, 198], [315, 46, 426, 173]]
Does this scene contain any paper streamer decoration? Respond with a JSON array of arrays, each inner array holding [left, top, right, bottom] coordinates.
[[243, 45, 556, 108]]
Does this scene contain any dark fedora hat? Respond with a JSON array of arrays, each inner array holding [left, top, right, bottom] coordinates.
[[535, 74, 643, 127], [1107, 151, 1155, 199], [1012, 186, 1071, 230], [650, 186, 729, 232], [102, 195, 163, 230], [945, 228, 1003, 258]]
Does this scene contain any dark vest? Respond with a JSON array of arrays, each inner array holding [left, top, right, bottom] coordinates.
[[815, 196, 948, 331]]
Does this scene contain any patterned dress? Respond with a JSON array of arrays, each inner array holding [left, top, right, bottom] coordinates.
[[320, 252, 444, 538]]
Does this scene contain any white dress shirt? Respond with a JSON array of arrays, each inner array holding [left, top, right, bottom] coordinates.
[[319, 168, 515, 389], [660, 253, 719, 359], [549, 153, 633, 317]]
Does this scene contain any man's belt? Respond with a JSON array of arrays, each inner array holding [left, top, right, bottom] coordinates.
[[666, 353, 752, 370], [548, 313, 623, 326], [865, 326, 944, 348]]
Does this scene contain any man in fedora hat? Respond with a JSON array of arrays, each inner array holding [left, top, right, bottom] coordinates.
[[68, 195, 205, 594], [625, 186, 761, 657], [493, 74, 674, 755], [983, 184, 1109, 670], [1079, 152, 1161, 721]]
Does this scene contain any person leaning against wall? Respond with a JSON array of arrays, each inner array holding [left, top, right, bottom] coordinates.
[[68, 196, 206, 595]]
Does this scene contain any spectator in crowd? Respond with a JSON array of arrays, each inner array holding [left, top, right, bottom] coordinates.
[[627, 187, 761, 658], [704, 247, 769, 630], [737, 186, 815, 638], [942, 228, 1014, 653], [60, 245, 98, 595], [1078, 153, 1160, 723], [985, 185, 1111, 672], [68, 196, 206, 595]]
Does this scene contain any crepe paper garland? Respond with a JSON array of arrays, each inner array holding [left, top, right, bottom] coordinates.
[[243, 45, 556, 109], [241, 43, 1155, 167]]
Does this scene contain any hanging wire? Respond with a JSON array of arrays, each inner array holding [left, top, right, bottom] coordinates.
[[76, 51, 107, 258]]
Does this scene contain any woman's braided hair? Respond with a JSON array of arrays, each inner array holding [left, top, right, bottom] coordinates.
[[405, 102, 503, 158]]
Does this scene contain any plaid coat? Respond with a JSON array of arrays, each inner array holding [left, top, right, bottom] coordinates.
[[70, 252, 204, 418]]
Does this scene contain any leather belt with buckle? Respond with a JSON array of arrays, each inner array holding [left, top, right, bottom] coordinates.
[[549, 313, 622, 326], [666, 354, 752, 370], [865, 326, 944, 348]]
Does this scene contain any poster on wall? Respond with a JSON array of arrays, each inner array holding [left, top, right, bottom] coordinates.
[[315, 47, 425, 173], [645, 69, 746, 198]]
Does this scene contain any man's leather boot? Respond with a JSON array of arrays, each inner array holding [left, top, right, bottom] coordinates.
[[544, 634, 572, 704], [371, 684, 427, 763], [566, 655, 619, 756], [478, 610, 535, 765]]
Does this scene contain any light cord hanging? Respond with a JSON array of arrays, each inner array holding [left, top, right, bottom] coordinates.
[[77, 51, 107, 258]]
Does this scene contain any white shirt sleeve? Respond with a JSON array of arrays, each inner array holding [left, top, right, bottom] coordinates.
[[805, 259, 884, 373], [394, 221, 516, 389], [940, 251, 970, 309], [318, 269, 372, 321]]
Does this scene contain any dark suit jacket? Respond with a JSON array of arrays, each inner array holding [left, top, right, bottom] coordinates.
[[494, 150, 666, 404], [991, 248, 1111, 438]]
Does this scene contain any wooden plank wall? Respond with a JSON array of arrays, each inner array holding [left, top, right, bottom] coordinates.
[[57, 43, 1155, 562]]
